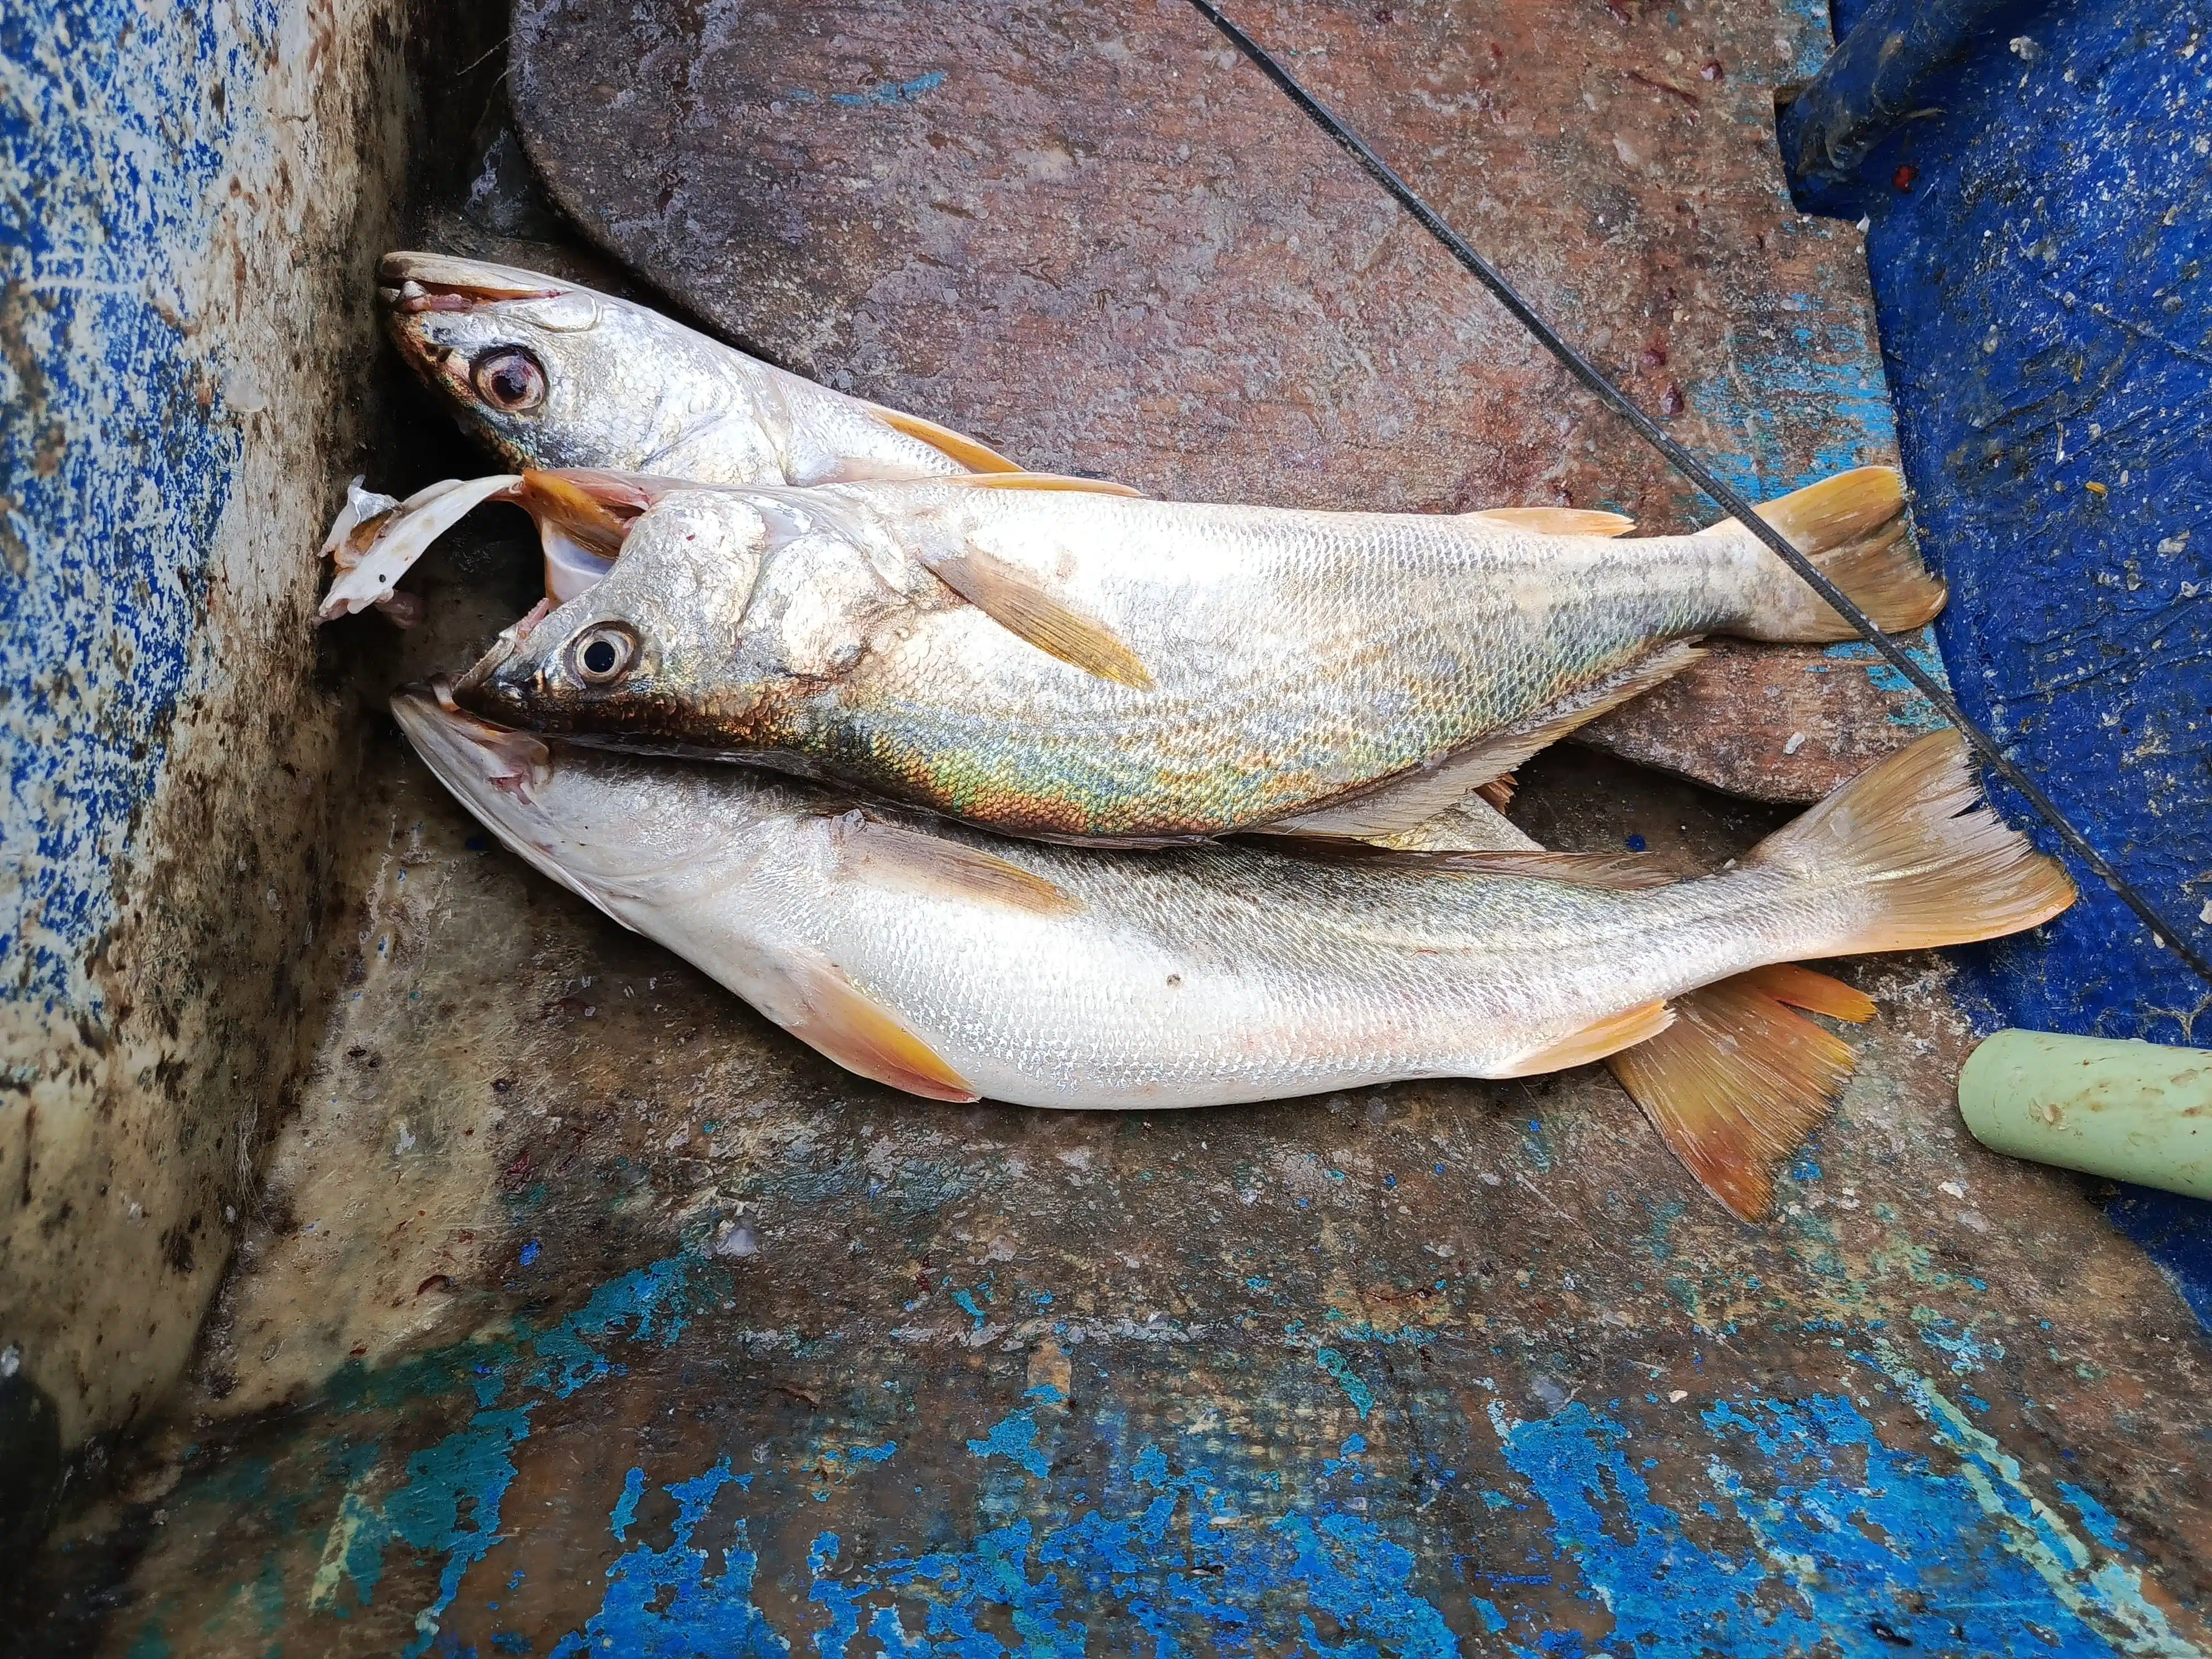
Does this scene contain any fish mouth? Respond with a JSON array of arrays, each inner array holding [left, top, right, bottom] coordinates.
[[391, 680, 556, 802], [378, 251, 566, 314]]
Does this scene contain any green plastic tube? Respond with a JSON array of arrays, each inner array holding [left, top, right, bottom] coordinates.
[[1957, 1030, 2212, 1200]]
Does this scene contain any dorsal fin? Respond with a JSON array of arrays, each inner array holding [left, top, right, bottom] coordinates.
[[1471, 506, 1635, 537], [867, 405, 1026, 474], [1413, 850, 1691, 890], [945, 470, 1144, 498], [1496, 1002, 1674, 1076], [822, 812, 1081, 915], [916, 542, 1154, 690], [1607, 971, 1861, 1221], [1247, 841, 1695, 890]]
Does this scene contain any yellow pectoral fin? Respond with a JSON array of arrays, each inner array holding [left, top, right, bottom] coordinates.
[[869, 406, 1026, 474], [515, 470, 636, 557], [1496, 1001, 1674, 1078], [784, 954, 979, 1103], [923, 545, 1154, 690], [1471, 506, 1635, 537]]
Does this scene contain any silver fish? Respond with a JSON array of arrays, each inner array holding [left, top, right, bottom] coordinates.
[[378, 251, 1018, 485], [452, 465, 1946, 842], [395, 688, 2068, 1162]]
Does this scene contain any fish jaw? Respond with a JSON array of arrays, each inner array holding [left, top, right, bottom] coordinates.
[[391, 683, 765, 914], [388, 682, 596, 908]]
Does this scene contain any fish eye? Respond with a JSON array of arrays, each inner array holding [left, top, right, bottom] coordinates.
[[470, 347, 547, 413], [569, 622, 638, 686]]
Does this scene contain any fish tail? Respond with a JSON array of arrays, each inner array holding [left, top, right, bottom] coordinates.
[[1743, 729, 2076, 952], [1706, 465, 1948, 641], [1608, 966, 1871, 1221]]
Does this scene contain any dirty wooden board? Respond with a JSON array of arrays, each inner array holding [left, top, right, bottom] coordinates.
[[507, 0, 1948, 802]]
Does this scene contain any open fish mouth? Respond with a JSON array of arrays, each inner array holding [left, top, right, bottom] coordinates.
[[377, 250, 565, 312]]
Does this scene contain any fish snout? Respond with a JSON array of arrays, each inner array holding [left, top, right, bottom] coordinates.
[[378, 251, 564, 305], [390, 681, 555, 801], [449, 635, 562, 729]]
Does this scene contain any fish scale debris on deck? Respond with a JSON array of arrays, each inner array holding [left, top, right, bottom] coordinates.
[[4, 0, 2210, 1654]]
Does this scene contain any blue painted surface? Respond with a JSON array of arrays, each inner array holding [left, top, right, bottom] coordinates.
[[270, 1251, 2189, 1655], [0, 0, 272, 1016], [1794, 0, 2212, 1039], [1788, 0, 2212, 1318]]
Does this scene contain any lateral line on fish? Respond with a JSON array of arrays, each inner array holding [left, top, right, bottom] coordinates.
[[1189, 0, 2212, 987]]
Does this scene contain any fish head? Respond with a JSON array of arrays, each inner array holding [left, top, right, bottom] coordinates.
[[379, 251, 720, 473], [452, 488, 799, 743], [391, 683, 767, 909]]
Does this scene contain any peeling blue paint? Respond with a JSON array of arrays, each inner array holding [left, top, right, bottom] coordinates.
[[1496, 1374, 2192, 1657], [610, 1466, 646, 1542], [967, 1398, 1058, 1478], [326, 1253, 711, 1655], [830, 71, 945, 108], [552, 1459, 787, 1657], [561, 1417, 1459, 1657], [1, 0, 274, 1012], [1314, 1349, 1375, 1420]]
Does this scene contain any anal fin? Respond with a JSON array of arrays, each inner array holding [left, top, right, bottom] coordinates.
[[1362, 792, 1538, 853], [869, 405, 1026, 474], [1736, 963, 1875, 1023], [1470, 506, 1635, 537], [1605, 971, 1860, 1221], [947, 470, 1144, 498], [1495, 1001, 1673, 1077], [784, 954, 979, 1103]]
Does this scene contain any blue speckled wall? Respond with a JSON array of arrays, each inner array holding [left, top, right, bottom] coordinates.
[[1, 0, 410, 1467], [1, 1, 257, 1010], [1802, 0, 2212, 1040]]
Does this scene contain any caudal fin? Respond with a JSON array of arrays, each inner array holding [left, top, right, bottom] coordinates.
[[1608, 965, 1873, 1221], [1711, 465, 1948, 642], [1746, 729, 2076, 953]]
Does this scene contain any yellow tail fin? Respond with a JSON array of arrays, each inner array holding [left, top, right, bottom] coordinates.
[[1715, 465, 1948, 641], [1747, 729, 2077, 953]]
